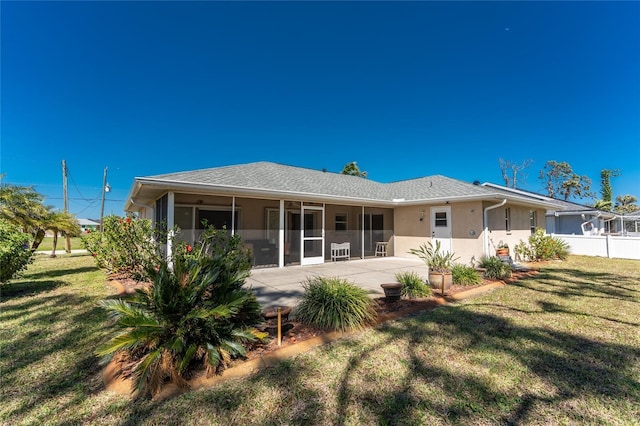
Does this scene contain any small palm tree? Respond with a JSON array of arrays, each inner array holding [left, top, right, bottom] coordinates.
[[45, 211, 81, 257], [96, 228, 266, 398], [0, 178, 50, 250]]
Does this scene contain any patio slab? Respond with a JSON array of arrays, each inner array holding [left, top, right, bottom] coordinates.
[[247, 257, 427, 309]]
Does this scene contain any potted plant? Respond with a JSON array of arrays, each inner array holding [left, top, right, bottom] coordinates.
[[409, 240, 459, 295], [496, 241, 509, 257]]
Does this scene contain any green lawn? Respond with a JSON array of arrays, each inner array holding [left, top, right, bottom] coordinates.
[[1, 254, 639, 425], [35, 236, 86, 252]]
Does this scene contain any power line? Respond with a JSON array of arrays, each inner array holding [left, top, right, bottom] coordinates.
[[67, 167, 101, 202], [45, 197, 125, 201]]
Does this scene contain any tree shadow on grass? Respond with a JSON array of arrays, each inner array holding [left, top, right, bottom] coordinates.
[[509, 268, 638, 303], [115, 355, 325, 426], [0, 280, 68, 300], [326, 296, 640, 425], [469, 301, 640, 328], [2, 293, 110, 424], [23, 266, 100, 281]]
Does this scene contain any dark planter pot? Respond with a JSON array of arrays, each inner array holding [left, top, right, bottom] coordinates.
[[428, 272, 452, 295], [262, 306, 292, 325], [262, 306, 293, 337], [380, 283, 403, 302]]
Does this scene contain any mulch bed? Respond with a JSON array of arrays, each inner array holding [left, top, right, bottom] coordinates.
[[106, 269, 538, 363], [103, 268, 538, 398]]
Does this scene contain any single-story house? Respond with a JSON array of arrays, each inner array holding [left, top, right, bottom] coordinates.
[[79, 218, 101, 233], [124, 162, 561, 267], [480, 183, 621, 236]]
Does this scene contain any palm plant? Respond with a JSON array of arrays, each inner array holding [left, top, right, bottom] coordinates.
[[0, 178, 50, 250], [409, 240, 458, 273], [45, 211, 81, 257], [96, 228, 266, 398]]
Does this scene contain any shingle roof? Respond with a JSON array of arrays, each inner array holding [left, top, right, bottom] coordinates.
[[143, 161, 496, 202], [481, 182, 607, 212]]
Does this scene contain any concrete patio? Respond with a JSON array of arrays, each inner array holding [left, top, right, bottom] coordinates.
[[248, 256, 427, 309]]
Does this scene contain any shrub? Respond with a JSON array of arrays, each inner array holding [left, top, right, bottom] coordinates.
[[409, 240, 459, 273], [395, 271, 431, 298], [294, 276, 377, 332], [514, 228, 570, 262], [478, 256, 512, 280], [452, 263, 481, 286], [82, 215, 161, 281], [0, 219, 34, 283], [96, 227, 266, 398]]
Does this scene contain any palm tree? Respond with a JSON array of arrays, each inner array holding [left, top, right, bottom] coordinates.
[[45, 211, 81, 257], [0, 178, 49, 249], [615, 194, 639, 215]]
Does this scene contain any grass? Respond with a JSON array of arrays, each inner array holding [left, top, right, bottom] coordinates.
[[1, 254, 639, 425], [35, 236, 85, 252]]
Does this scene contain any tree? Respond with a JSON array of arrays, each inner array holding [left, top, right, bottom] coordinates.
[[0, 219, 34, 284], [0, 177, 49, 249], [498, 158, 533, 188], [538, 160, 594, 201], [614, 195, 639, 215], [593, 169, 620, 211], [45, 211, 81, 257], [0, 176, 80, 252], [341, 162, 367, 178]]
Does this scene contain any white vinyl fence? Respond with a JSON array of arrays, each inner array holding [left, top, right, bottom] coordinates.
[[552, 234, 640, 260]]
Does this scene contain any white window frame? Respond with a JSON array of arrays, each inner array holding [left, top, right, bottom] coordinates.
[[335, 212, 348, 232]]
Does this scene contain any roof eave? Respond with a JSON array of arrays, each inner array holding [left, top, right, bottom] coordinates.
[[130, 178, 392, 207]]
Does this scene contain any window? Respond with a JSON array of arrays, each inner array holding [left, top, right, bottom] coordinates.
[[435, 211, 447, 227], [529, 210, 537, 234], [335, 213, 347, 232], [505, 208, 511, 232]]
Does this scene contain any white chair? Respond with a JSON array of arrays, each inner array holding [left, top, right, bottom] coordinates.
[[375, 242, 388, 257], [331, 242, 350, 261]]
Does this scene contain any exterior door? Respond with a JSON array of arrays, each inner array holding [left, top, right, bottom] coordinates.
[[359, 213, 384, 255], [301, 205, 324, 265], [431, 206, 452, 254]]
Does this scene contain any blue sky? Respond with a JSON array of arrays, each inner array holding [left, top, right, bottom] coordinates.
[[2, 1, 639, 219]]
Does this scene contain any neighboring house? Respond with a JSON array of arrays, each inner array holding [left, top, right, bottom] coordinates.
[[46, 218, 100, 237], [124, 162, 559, 267], [480, 183, 620, 236], [79, 218, 100, 233]]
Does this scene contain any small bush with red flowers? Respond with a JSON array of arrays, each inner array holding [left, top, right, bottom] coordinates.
[[82, 214, 161, 281]]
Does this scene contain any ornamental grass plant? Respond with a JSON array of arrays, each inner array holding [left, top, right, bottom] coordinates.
[[394, 271, 431, 298], [451, 263, 481, 286], [294, 276, 377, 332], [478, 256, 512, 280]]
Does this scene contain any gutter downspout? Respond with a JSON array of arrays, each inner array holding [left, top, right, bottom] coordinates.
[[483, 199, 507, 257]]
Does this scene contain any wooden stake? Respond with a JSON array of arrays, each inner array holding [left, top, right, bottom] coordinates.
[[277, 307, 282, 346]]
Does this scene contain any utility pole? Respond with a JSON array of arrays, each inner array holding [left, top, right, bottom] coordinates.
[[99, 167, 108, 232], [62, 160, 71, 253]]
